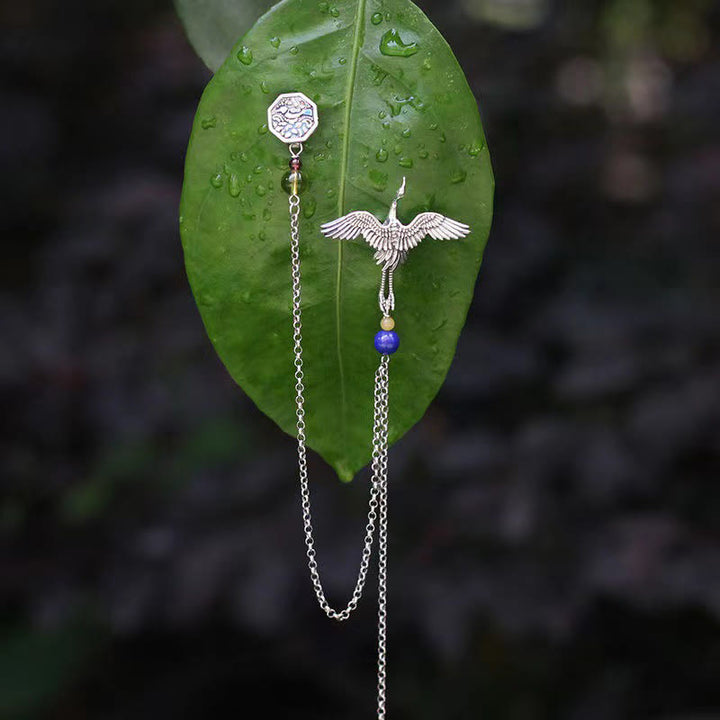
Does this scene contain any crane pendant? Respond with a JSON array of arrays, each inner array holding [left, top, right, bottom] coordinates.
[[320, 177, 470, 316]]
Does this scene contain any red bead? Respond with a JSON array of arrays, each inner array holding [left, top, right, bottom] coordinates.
[[289, 157, 301, 170]]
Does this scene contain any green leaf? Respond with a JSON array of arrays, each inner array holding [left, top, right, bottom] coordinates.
[[179, 0, 494, 481], [174, 0, 277, 72]]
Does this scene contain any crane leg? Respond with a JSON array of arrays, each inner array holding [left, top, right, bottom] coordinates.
[[378, 267, 395, 316]]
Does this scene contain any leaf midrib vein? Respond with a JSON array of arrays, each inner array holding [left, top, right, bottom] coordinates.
[[335, 0, 366, 449]]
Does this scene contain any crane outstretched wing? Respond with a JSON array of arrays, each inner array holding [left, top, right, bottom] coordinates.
[[320, 211, 390, 250], [399, 212, 470, 251]]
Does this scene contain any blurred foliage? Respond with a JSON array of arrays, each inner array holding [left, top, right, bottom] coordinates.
[[59, 418, 255, 525], [0, 616, 107, 719], [460, 0, 550, 29]]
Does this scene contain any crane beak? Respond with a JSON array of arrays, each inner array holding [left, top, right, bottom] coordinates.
[[396, 176, 406, 201]]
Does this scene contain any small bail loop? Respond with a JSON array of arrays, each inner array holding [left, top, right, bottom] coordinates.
[[289, 142, 303, 157]]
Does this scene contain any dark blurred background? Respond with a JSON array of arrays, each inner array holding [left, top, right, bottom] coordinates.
[[2, 0, 719, 717]]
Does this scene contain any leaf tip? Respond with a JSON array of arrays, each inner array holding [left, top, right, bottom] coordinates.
[[335, 463, 356, 483]]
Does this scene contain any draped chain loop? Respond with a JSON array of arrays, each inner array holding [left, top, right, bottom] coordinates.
[[288, 187, 390, 719]]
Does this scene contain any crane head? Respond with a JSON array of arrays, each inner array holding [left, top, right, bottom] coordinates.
[[387, 177, 407, 222]]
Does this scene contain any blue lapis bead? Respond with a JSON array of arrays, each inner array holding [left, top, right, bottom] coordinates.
[[374, 330, 400, 355]]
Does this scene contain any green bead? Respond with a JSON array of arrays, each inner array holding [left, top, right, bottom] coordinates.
[[281, 170, 306, 195]]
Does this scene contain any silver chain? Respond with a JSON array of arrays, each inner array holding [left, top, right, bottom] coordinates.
[[289, 181, 390, 719]]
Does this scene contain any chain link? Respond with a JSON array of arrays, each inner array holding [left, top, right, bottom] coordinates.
[[289, 187, 390, 718]]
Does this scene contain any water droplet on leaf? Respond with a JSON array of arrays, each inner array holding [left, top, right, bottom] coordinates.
[[228, 174, 241, 197], [303, 197, 317, 218], [376, 148, 388, 162], [330, 6, 340, 16], [468, 141, 484, 157], [451, 169, 467, 184], [386, 95, 414, 116], [201, 116, 217, 129], [290, 46, 299, 55], [237, 46, 253, 65], [369, 169, 388, 191], [371, 12, 383, 24], [399, 157, 413, 168], [270, 36, 281, 48], [372, 66, 388, 86], [258, 123, 268, 135], [260, 81, 269, 94], [211, 171, 224, 188], [379, 29, 419, 57], [401, 128, 411, 138]]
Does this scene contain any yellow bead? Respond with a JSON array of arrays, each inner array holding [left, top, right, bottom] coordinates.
[[281, 170, 304, 195], [381, 316, 395, 331]]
